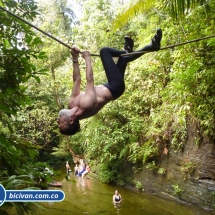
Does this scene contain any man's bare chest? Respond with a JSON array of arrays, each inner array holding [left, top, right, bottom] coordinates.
[[68, 93, 84, 108]]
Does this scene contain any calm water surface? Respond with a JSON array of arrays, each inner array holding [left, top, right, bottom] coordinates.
[[36, 169, 215, 215]]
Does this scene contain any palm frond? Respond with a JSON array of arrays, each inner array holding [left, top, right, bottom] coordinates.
[[163, 0, 210, 20], [113, 0, 156, 31], [113, 0, 210, 30]]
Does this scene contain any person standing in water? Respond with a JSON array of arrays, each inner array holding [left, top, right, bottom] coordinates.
[[82, 164, 91, 178], [66, 161, 71, 175], [74, 164, 79, 176], [113, 190, 122, 204]]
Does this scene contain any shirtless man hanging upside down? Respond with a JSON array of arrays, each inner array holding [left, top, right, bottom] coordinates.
[[57, 29, 162, 135]]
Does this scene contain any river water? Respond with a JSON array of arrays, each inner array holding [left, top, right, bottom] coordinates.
[[36, 168, 215, 215]]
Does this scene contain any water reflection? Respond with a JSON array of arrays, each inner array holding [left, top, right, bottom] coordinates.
[[114, 203, 122, 214], [77, 177, 92, 190]]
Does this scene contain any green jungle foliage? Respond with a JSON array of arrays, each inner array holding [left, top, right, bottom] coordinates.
[[113, 0, 211, 29], [0, 0, 68, 214], [0, 0, 215, 213], [66, 0, 215, 184]]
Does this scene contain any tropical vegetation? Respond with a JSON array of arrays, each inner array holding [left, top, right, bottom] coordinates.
[[0, 0, 215, 213]]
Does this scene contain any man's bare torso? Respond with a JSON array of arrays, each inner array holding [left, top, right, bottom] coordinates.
[[68, 85, 113, 119]]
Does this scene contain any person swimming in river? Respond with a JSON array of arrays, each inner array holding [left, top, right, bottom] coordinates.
[[113, 190, 122, 204]]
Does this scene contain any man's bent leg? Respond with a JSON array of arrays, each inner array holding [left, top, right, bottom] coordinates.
[[100, 47, 126, 99]]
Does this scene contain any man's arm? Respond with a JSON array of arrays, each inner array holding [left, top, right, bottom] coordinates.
[[80, 51, 96, 107], [70, 47, 81, 99], [85, 55, 94, 94]]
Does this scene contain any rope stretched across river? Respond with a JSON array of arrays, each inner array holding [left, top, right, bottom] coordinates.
[[1, 6, 215, 57]]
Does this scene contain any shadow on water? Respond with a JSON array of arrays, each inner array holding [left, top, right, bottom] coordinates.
[[36, 167, 215, 215]]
